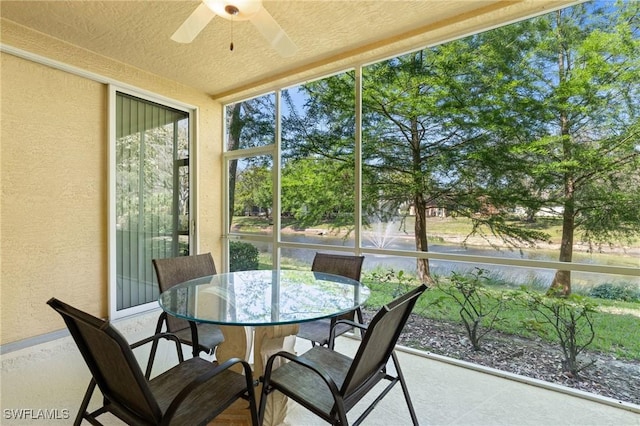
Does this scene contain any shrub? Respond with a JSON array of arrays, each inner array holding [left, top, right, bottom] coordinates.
[[518, 289, 597, 377], [364, 269, 428, 314], [229, 241, 259, 271], [435, 268, 507, 351], [367, 269, 419, 298], [589, 283, 639, 302]]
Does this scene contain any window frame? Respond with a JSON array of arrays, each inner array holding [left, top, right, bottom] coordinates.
[[108, 85, 198, 320], [222, 60, 638, 282]]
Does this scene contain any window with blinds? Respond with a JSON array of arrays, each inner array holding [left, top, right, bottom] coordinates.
[[113, 92, 190, 312]]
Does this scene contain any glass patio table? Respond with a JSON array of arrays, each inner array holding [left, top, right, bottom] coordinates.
[[158, 269, 369, 425], [158, 269, 369, 326]]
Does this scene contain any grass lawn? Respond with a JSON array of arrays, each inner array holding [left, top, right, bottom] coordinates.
[[362, 277, 640, 360], [237, 214, 639, 360]]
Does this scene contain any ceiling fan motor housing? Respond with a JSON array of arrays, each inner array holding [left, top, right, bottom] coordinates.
[[205, 0, 263, 21]]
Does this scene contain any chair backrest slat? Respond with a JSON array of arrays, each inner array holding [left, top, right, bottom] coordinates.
[[47, 298, 162, 423], [341, 284, 427, 396], [153, 253, 217, 332], [311, 253, 365, 323], [311, 253, 364, 282]]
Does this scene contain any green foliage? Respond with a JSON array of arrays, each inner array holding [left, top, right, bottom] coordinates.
[[226, 96, 276, 226], [229, 241, 259, 272], [368, 269, 418, 296], [517, 289, 597, 376], [226, 96, 275, 151], [589, 283, 640, 302], [364, 269, 430, 315], [230, 2, 640, 294], [233, 164, 272, 217], [281, 158, 355, 229], [503, 3, 640, 295], [435, 268, 508, 351], [365, 275, 640, 361], [362, 268, 639, 360]]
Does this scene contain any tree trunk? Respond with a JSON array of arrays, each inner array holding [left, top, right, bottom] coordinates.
[[410, 116, 434, 285], [549, 18, 574, 297], [414, 196, 433, 285], [549, 198, 574, 296], [227, 104, 242, 230]]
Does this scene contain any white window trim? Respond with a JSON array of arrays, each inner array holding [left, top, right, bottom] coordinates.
[[222, 72, 639, 280], [107, 84, 198, 320]]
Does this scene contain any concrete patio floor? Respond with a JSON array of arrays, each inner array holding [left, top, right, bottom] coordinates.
[[1, 308, 638, 425]]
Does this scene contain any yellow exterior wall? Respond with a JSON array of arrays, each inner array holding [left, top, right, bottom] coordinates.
[[0, 20, 223, 345], [1, 54, 107, 341]]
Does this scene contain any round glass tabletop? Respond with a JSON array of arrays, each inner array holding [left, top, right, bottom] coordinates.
[[158, 269, 370, 326]]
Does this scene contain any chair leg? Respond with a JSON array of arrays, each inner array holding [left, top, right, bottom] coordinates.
[[257, 380, 269, 426], [188, 321, 200, 358], [74, 379, 96, 426], [328, 317, 337, 349], [145, 316, 166, 378], [145, 338, 160, 379], [236, 358, 259, 426], [391, 351, 419, 425], [258, 354, 280, 426]]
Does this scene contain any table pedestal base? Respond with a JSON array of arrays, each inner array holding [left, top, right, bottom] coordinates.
[[216, 324, 299, 426]]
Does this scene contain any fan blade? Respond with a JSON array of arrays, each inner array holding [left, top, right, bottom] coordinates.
[[249, 7, 298, 57], [171, 3, 216, 44]]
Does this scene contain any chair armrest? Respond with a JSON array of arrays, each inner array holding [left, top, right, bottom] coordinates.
[[130, 332, 184, 364], [153, 311, 168, 334], [333, 319, 368, 331], [328, 319, 368, 348], [263, 351, 341, 398], [162, 357, 255, 424]]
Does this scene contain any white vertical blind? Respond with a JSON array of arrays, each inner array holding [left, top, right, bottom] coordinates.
[[115, 92, 189, 310]]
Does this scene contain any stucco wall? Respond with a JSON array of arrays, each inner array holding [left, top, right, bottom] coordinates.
[[1, 53, 107, 343], [0, 20, 223, 345]]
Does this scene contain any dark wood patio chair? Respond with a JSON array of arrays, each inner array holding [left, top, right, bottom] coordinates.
[[259, 284, 427, 426], [296, 253, 365, 348], [47, 297, 258, 426], [146, 253, 224, 377]]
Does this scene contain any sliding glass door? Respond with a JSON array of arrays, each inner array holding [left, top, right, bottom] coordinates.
[[110, 89, 191, 317]]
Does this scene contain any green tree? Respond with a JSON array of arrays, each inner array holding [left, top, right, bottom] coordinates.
[[282, 75, 357, 232], [504, 2, 640, 295], [281, 157, 355, 229], [359, 38, 552, 283], [226, 95, 275, 229], [234, 164, 273, 218], [282, 1, 640, 292]]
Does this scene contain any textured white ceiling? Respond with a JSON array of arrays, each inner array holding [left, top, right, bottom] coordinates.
[[0, 1, 579, 100]]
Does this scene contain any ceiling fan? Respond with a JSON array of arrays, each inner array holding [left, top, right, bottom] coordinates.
[[171, 0, 298, 57]]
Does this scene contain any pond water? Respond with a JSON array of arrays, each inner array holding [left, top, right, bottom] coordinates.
[[266, 232, 639, 291]]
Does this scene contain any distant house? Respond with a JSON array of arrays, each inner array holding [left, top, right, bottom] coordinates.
[[408, 205, 448, 217], [535, 206, 564, 217], [513, 206, 564, 218], [426, 205, 447, 217]]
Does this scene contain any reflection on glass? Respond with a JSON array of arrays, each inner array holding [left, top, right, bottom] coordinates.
[[115, 93, 189, 310], [159, 270, 370, 326]]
